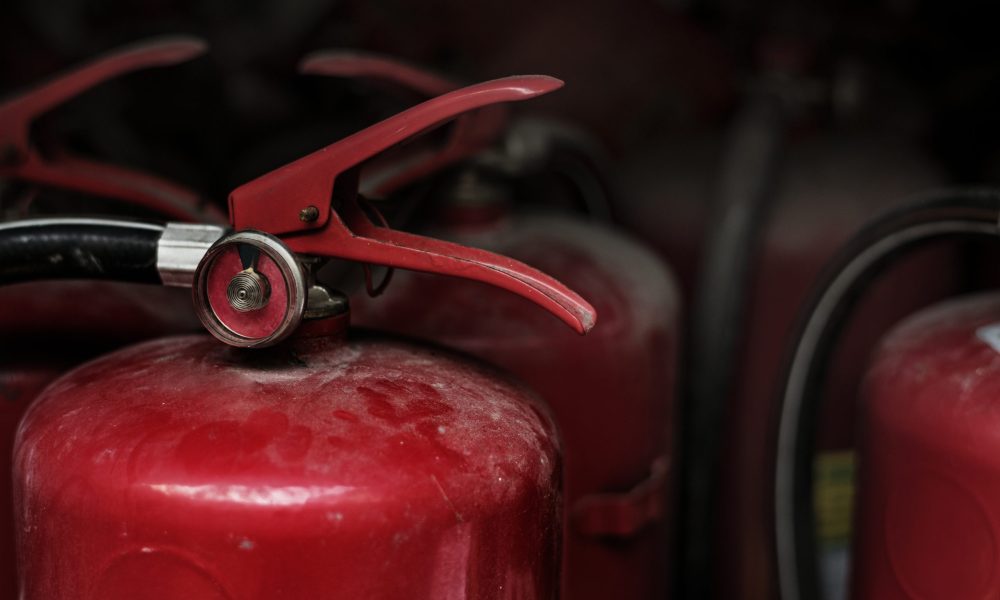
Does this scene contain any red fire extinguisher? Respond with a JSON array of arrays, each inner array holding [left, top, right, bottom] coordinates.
[[4, 72, 595, 599], [298, 51, 679, 599], [296, 49, 615, 218], [0, 35, 226, 350], [0, 36, 228, 597], [616, 46, 960, 598], [772, 189, 1000, 599], [0, 36, 224, 222], [0, 35, 228, 382], [852, 291, 1000, 599]]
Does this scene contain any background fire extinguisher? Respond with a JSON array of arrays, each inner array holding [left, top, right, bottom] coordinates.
[[853, 292, 1000, 599], [5, 71, 596, 599], [773, 189, 1000, 599], [293, 51, 681, 600], [0, 37, 230, 597], [616, 32, 966, 599]]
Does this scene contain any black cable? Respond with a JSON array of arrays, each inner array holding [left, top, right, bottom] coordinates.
[[0, 218, 164, 285], [774, 188, 1000, 600], [544, 141, 615, 223], [681, 91, 785, 600]]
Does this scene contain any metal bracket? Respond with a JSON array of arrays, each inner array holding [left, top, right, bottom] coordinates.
[[157, 222, 228, 287], [571, 456, 671, 538]]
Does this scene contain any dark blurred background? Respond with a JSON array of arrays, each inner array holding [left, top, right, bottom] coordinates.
[[5, 0, 1000, 191], [0, 0, 1000, 192]]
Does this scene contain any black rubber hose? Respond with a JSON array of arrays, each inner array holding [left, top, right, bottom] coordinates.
[[681, 91, 785, 600], [0, 218, 164, 285], [774, 188, 1000, 600]]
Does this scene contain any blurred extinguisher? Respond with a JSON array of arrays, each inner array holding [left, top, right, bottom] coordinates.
[[4, 73, 595, 598], [774, 189, 1000, 599], [299, 51, 681, 600], [0, 36, 228, 597], [616, 39, 960, 599]]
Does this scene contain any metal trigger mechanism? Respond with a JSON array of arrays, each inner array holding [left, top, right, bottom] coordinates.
[[192, 74, 596, 348]]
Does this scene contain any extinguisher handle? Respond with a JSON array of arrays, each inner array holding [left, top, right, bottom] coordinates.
[[9, 151, 223, 223], [299, 50, 510, 196], [229, 75, 596, 333], [230, 75, 558, 233], [299, 49, 460, 97], [0, 35, 223, 223]]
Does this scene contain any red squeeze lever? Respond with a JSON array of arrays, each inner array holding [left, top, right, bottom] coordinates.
[[230, 75, 595, 334], [299, 50, 510, 196], [0, 35, 224, 223], [299, 50, 459, 97]]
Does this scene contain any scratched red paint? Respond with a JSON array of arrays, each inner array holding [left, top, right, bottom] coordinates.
[[15, 332, 563, 599]]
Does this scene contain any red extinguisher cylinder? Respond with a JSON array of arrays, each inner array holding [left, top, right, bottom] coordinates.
[[855, 292, 1000, 598], [15, 334, 563, 599]]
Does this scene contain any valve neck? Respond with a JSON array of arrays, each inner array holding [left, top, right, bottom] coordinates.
[[294, 307, 350, 342], [439, 169, 512, 229], [294, 258, 350, 341]]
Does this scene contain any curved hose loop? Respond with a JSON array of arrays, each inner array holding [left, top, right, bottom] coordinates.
[[543, 143, 616, 223], [774, 188, 1000, 600], [0, 217, 164, 285], [681, 90, 785, 600]]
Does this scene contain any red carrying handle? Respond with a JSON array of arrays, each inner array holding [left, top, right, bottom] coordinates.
[[0, 35, 224, 222], [229, 75, 596, 334], [299, 50, 509, 196], [300, 50, 460, 97]]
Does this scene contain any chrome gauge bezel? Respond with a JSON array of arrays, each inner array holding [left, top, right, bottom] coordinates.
[[192, 229, 306, 348]]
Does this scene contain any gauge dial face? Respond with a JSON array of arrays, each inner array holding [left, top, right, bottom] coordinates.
[[193, 231, 305, 348], [206, 244, 288, 339]]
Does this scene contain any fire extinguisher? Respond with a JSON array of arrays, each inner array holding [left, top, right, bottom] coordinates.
[[0, 36, 226, 346], [0, 34, 228, 362], [773, 189, 1000, 599], [0, 36, 224, 222], [296, 50, 615, 220], [0, 36, 227, 597], [614, 40, 958, 598], [299, 51, 679, 599], [4, 73, 594, 598]]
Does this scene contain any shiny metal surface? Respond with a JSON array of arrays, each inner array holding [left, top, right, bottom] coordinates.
[[157, 222, 227, 288], [192, 230, 305, 348], [226, 270, 270, 312]]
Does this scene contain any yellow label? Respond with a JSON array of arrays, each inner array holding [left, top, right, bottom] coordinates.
[[814, 450, 855, 546]]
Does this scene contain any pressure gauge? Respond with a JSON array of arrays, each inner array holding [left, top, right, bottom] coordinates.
[[193, 230, 306, 348]]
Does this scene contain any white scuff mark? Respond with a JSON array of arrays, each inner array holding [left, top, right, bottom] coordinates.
[[430, 475, 463, 523], [427, 521, 472, 600], [147, 483, 354, 507], [976, 324, 1000, 354]]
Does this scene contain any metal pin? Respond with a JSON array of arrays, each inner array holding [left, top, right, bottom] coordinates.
[[299, 206, 320, 222], [227, 269, 271, 312]]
